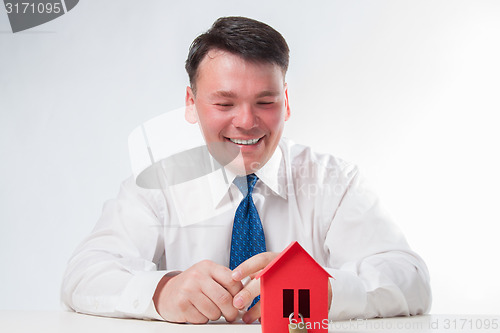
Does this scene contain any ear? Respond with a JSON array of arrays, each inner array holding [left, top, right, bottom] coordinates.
[[185, 86, 198, 124], [284, 83, 291, 121]]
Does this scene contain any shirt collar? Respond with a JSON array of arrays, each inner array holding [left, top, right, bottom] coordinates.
[[255, 145, 287, 200], [209, 144, 287, 208]]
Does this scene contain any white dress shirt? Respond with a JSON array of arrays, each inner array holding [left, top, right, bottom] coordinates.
[[61, 137, 431, 321]]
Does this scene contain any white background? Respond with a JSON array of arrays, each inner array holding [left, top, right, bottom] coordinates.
[[1, 0, 499, 314]]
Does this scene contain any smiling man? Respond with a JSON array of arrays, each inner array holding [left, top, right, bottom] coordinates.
[[62, 17, 431, 324], [184, 48, 289, 176]]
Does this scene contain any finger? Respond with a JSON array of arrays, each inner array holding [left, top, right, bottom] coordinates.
[[211, 263, 244, 296], [231, 252, 277, 281], [183, 301, 210, 324], [233, 277, 260, 310], [242, 299, 261, 324], [191, 292, 222, 322], [201, 279, 239, 322]]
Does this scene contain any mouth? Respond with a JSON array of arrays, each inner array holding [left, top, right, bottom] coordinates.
[[226, 137, 263, 145]]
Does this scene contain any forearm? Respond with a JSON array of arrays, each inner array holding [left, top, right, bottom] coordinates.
[[61, 251, 168, 319], [325, 251, 431, 321]]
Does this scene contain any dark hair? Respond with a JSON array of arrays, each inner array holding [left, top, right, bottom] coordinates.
[[185, 16, 290, 92]]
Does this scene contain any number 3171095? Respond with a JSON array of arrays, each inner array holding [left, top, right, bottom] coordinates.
[[5, 2, 62, 14]]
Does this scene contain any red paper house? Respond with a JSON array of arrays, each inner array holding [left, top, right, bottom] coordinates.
[[256, 241, 332, 333]]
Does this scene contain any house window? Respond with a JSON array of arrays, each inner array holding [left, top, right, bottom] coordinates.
[[282, 289, 294, 318], [282, 289, 310, 318], [299, 289, 310, 318]]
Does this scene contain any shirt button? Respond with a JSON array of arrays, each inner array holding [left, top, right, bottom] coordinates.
[[133, 300, 140, 309]]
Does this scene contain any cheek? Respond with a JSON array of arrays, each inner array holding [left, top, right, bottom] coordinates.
[[261, 109, 287, 133], [197, 109, 228, 137]]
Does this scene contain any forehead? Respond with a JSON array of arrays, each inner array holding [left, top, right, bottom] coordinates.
[[200, 48, 279, 67], [197, 49, 284, 82]]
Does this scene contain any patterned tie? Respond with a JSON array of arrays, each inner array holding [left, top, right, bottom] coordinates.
[[230, 173, 266, 308]]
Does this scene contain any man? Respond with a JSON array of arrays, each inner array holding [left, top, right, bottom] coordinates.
[[61, 16, 431, 324]]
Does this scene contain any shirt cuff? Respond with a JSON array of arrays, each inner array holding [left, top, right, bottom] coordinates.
[[325, 268, 367, 321], [115, 270, 169, 320]]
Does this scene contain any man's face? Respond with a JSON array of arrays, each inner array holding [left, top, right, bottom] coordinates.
[[185, 49, 290, 175]]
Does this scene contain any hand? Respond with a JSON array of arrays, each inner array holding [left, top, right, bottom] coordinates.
[[231, 252, 334, 324], [153, 260, 243, 324], [230, 252, 279, 324]]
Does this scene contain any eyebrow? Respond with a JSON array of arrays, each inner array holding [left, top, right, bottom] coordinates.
[[211, 90, 237, 98], [210, 90, 280, 99], [255, 90, 280, 98]]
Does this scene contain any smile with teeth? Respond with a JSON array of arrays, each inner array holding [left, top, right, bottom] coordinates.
[[228, 137, 262, 145]]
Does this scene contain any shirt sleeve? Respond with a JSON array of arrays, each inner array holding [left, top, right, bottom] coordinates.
[[61, 177, 168, 320], [323, 166, 432, 320]]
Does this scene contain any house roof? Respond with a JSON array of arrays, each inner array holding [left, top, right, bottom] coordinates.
[[255, 241, 332, 279]]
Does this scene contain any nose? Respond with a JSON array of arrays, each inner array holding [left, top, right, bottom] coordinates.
[[232, 104, 257, 130]]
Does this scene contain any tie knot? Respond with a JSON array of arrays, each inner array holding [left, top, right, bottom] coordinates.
[[234, 173, 259, 196]]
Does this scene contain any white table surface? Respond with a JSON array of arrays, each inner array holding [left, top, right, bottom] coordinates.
[[1, 311, 499, 333]]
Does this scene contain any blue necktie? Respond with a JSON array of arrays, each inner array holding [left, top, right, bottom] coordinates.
[[230, 173, 266, 308]]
